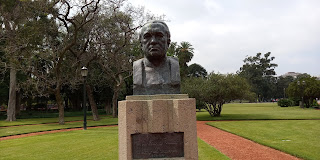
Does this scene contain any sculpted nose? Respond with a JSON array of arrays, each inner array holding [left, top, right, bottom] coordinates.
[[150, 36, 157, 44]]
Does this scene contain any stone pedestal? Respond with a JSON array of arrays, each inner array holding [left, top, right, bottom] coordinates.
[[118, 94, 198, 160]]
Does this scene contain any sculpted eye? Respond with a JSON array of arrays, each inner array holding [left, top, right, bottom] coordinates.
[[143, 33, 151, 39], [156, 32, 164, 38]]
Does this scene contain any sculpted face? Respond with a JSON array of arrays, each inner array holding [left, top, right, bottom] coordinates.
[[141, 23, 170, 62]]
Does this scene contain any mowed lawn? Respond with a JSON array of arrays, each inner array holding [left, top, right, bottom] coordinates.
[[0, 127, 119, 160], [0, 117, 118, 137], [207, 120, 320, 160], [0, 127, 229, 160], [200, 102, 320, 160], [1, 103, 319, 159], [197, 103, 320, 121], [0, 115, 113, 127]]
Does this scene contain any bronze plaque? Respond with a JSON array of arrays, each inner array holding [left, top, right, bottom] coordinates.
[[131, 132, 184, 159]]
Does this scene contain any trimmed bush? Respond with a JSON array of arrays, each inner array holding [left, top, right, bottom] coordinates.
[[312, 99, 320, 108], [277, 99, 293, 107]]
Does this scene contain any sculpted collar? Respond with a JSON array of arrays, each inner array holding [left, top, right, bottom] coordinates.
[[143, 57, 168, 68]]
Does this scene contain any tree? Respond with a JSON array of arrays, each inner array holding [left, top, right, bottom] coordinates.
[[0, 0, 21, 121], [187, 63, 207, 78], [176, 41, 194, 78], [91, 1, 148, 118], [166, 41, 195, 78], [182, 73, 253, 116], [20, 0, 101, 124], [275, 76, 294, 98], [0, 72, 9, 105], [238, 52, 278, 101], [86, 84, 100, 120], [167, 42, 177, 57], [0, 0, 52, 121], [287, 76, 320, 108]]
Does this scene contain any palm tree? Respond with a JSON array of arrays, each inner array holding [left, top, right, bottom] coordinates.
[[176, 41, 194, 78], [167, 42, 177, 57]]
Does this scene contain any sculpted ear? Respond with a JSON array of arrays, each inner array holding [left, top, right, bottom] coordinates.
[[167, 38, 171, 46]]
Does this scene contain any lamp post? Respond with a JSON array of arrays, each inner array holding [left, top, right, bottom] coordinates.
[[297, 80, 306, 108], [81, 66, 88, 130]]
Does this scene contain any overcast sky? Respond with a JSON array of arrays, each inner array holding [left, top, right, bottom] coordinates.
[[130, 0, 320, 77]]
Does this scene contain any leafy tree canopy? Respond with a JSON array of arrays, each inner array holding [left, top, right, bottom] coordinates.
[[275, 76, 294, 98], [167, 41, 194, 78], [187, 63, 207, 78], [287, 75, 320, 107], [238, 52, 278, 101], [182, 73, 253, 116]]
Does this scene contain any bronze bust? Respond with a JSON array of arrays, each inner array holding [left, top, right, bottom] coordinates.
[[133, 21, 180, 95]]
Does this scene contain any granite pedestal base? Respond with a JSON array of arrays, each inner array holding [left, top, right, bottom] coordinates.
[[118, 94, 198, 160]]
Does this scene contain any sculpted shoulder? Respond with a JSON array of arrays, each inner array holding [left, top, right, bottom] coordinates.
[[133, 58, 144, 69], [168, 56, 179, 64], [133, 58, 144, 85], [167, 57, 180, 84], [169, 56, 178, 61]]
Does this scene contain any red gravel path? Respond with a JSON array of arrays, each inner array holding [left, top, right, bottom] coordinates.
[[197, 121, 300, 160]]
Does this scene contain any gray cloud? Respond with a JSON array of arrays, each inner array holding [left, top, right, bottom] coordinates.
[[131, 0, 320, 76]]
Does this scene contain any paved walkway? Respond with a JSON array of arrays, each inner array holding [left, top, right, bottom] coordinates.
[[197, 121, 300, 160]]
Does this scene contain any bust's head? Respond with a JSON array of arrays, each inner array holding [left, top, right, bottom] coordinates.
[[139, 21, 171, 64]]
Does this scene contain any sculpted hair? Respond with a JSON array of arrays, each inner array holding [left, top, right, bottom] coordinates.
[[139, 20, 171, 45]]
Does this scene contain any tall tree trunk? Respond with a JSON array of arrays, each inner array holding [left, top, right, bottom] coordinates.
[[69, 91, 81, 111], [86, 84, 100, 121], [64, 97, 69, 110], [6, 67, 16, 121], [15, 91, 21, 117], [55, 87, 64, 125], [27, 98, 32, 111], [112, 86, 120, 118], [105, 99, 112, 115]]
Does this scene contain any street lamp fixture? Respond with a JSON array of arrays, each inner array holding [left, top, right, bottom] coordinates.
[[81, 66, 88, 130], [81, 66, 88, 77]]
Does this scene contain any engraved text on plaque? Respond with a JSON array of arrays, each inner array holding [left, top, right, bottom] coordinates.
[[131, 132, 184, 159]]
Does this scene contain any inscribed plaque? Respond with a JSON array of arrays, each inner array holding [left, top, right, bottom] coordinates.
[[131, 132, 184, 159]]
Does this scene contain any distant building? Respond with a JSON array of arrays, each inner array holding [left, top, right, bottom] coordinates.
[[281, 72, 303, 78], [281, 72, 320, 80]]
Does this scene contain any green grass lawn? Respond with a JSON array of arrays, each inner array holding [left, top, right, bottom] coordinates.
[[0, 116, 118, 137], [0, 127, 229, 160], [2, 102, 320, 159], [0, 127, 119, 160], [0, 115, 112, 127], [198, 138, 230, 160], [197, 103, 320, 121], [207, 120, 320, 160], [0, 109, 107, 120]]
